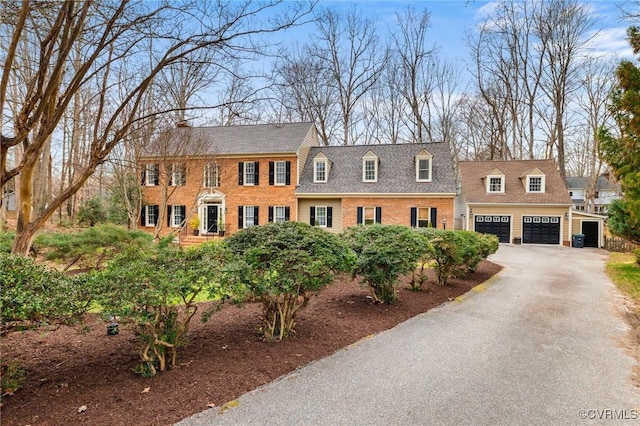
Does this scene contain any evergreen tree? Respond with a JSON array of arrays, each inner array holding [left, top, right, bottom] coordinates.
[[600, 26, 640, 244]]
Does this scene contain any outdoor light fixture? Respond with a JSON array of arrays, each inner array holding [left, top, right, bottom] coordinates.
[[442, 218, 447, 230]]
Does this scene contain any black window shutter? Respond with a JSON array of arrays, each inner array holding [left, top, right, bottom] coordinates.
[[357, 207, 363, 225], [310, 206, 316, 226], [238, 206, 244, 229], [151, 205, 159, 225], [327, 207, 333, 228], [268, 206, 274, 222], [284, 206, 290, 221], [179, 206, 186, 226], [410, 207, 417, 227], [238, 163, 244, 185], [168, 165, 173, 186], [141, 169, 146, 185], [375, 207, 382, 224], [269, 162, 274, 185], [140, 207, 145, 226], [152, 164, 159, 185], [167, 205, 172, 227], [254, 162, 259, 185], [254, 206, 259, 225], [430, 208, 438, 228], [285, 161, 291, 185]]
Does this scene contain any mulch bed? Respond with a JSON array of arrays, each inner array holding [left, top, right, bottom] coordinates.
[[1, 261, 501, 426]]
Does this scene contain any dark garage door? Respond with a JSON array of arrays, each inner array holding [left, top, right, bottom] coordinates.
[[581, 221, 599, 248], [475, 215, 511, 243], [522, 216, 560, 244]]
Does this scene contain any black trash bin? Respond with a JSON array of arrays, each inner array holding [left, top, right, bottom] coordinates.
[[572, 234, 584, 248]]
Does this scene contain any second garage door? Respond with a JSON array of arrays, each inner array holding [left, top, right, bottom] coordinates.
[[522, 216, 560, 244], [475, 215, 511, 243]]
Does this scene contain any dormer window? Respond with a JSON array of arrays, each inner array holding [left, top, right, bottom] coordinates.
[[524, 168, 546, 193], [362, 151, 378, 182], [313, 154, 329, 183], [527, 176, 544, 193], [488, 176, 504, 193], [415, 150, 432, 182]]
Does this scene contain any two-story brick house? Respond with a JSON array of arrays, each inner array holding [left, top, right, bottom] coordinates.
[[139, 122, 317, 238], [139, 122, 457, 240]]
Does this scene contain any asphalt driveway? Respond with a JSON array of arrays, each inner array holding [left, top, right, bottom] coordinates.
[[177, 245, 639, 425]]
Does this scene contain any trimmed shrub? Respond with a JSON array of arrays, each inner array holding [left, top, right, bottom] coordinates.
[[226, 221, 355, 341], [0, 253, 91, 336], [342, 224, 429, 303], [417, 229, 497, 286], [89, 242, 234, 376], [34, 224, 153, 270]]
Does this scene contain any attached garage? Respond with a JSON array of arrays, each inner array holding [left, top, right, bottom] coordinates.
[[522, 216, 560, 244], [475, 215, 511, 243]]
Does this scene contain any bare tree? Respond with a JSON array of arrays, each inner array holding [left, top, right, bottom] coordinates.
[[272, 45, 339, 145], [312, 6, 388, 145], [534, 0, 595, 180], [389, 7, 437, 143], [1, 0, 314, 254]]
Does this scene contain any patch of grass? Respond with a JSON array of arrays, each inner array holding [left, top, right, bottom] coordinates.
[[607, 252, 640, 307]]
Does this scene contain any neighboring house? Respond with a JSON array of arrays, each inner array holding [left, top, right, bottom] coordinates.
[[296, 143, 457, 233], [457, 160, 573, 245], [138, 122, 457, 239], [565, 175, 622, 214]]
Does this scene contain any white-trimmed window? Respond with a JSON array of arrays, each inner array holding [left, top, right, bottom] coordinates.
[[417, 207, 430, 228], [169, 205, 186, 227], [314, 158, 327, 183], [142, 205, 159, 226], [204, 163, 220, 188], [364, 207, 375, 225], [244, 205, 256, 228], [415, 150, 432, 182], [526, 175, 545, 193], [487, 176, 505, 193], [143, 164, 159, 186], [244, 162, 256, 185], [274, 206, 287, 223], [275, 161, 287, 185], [362, 152, 378, 182], [315, 206, 327, 227], [169, 163, 186, 186]]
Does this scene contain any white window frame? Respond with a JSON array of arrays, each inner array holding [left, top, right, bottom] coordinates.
[[364, 206, 376, 225], [274, 161, 287, 185], [204, 163, 220, 188], [171, 205, 185, 228], [244, 161, 255, 185], [526, 175, 545, 193], [314, 159, 327, 183], [315, 206, 327, 227], [362, 152, 378, 182], [274, 206, 287, 223], [145, 164, 159, 186], [487, 175, 505, 193], [170, 163, 186, 186], [415, 151, 432, 182], [144, 205, 158, 226], [244, 205, 256, 228], [417, 207, 431, 228]]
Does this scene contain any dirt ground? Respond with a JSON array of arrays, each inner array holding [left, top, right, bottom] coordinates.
[[1, 261, 501, 426]]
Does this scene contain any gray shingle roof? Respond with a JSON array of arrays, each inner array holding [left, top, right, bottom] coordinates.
[[565, 176, 620, 191], [141, 122, 315, 157], [458, 159, 572, 205], [296, 143, 456, 195]]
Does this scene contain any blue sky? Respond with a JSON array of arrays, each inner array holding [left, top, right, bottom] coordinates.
[[284, 0, 635, 61]]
